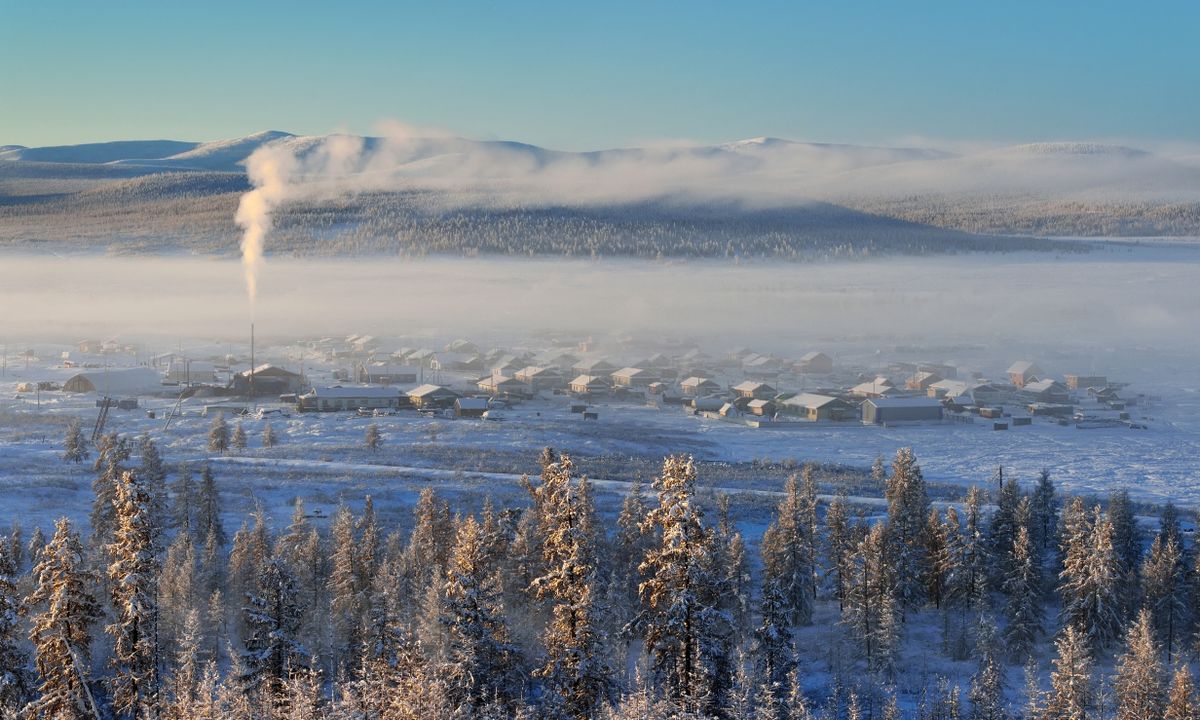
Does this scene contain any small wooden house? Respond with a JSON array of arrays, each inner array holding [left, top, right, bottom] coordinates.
[[1007, 361, 1044, 388], [732, 381, 775, 400], [798, 352, 833, 374]]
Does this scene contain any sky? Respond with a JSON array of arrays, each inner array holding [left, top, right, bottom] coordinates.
[[2, 0, 1198, 150]]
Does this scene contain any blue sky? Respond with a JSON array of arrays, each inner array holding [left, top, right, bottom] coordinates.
[[2, 0, 1197, 149]]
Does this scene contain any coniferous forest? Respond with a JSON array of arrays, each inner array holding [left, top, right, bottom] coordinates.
[[0, 433, 1195, 720]]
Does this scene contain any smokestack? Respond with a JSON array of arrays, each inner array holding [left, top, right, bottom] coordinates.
[[250, 322, 256, 406]]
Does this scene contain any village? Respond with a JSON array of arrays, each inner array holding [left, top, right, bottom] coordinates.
[[6, 332, 1150, 441]]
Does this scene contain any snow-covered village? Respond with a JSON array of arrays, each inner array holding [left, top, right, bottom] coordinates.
[[4, 3, 1200, 719]]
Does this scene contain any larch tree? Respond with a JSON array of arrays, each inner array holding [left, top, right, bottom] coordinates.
[[240, 556, 308, 714], [91, 432, 131, 548], [159, 529, 196, 660], [194, 465, 226, 547], [986, 475, 1022, 589], [1059, 506, 1123, 650], [528, 453, 615, 719], [106, 470, 162, 720], [261, 421, 278, 448], [1113, 608, 1165, 720], [842, 522, 899, 674], [1003, 526, 1043, 661], [207, 414, 229, 453], [25, 518, 103, 720], [1108, 489, 1142, 620], [230, 421, 247, 452], [327, 505, 363, 673], [364, 423, 381, 452], [440, 515, 521, 716], [1030, 469, 1058, 556], [967, 617, 1008, 720], [884, 447, 930, 612], [62, 419, 88, 464], [171, 464, 196, 532], [137, 435, 168, 547], [761, 468, 818, 627], [825, 492, 855, 612], [1142, 534, 1188, 664], [1043, 624, 1094, 720], [0, 539, 32, 717], [1164, 665, 1198, 720], [637, 454, 733, 715]]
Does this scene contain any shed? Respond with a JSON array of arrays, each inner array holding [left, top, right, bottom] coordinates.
[[568, 374, 611, 395], [63, 367, 162, 395], [454, 397, 490, 418], [408, 384, 461, 409], [862, 397, 944, 424], [232, 364, 305, 396], [298, 386, 409, 412], [611, 367, 659, 388], [679, 376, 721, 396], [779, 393, 859, 422], [732, 381, 776, 400]]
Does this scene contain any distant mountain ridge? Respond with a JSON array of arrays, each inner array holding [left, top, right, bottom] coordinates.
[[2, 130, 1200, 254]]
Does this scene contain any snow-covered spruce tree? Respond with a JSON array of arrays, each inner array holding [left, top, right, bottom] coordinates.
[[1043, 624, 1094, 720], [613, 477, 653, 619], [171, 464, 196, 532], [240, 556, 307, 713], [1164, 664, 1198, 720], [715, 495, 752, 635], [884, 447, 930, 613], [1030, 469, 1058, 556], [62, 419, 88, 464], [1107, 489, 1142, 621], [1142, 534, 1188, 664], [1057, 496, 1090, 577], [261, 421, 278, 448], [923, 508, 954, 611], [106, 469, 162, 719], [207, 414, 229, 453], [194, 465, 226, 547], [440, 515, 521, 716], [91, 432, 131, 547], [1059, 506, 1123, 650], [761, 468, 818, 627], [528, 453, 616, 719], [167, 609, 204, 718], [968, 617, 1008, 720], [825, 492, 856, 612], [1113, 608, 1165, 720], [327, 505, 362, 674], [871, 455, 886, 487], [356, 495, 381, 607], [25, 518, 103, 720], [1003, 526, 1043, 662], [0, 539, 32, 717], [754, 558, 795, 716], [402, 487, 454, 606], [957, 487, 990, 611], [1159, 502, 1184, 551], [137, 435, 168, 544], [159, 529, 196, 660], [986, 475, 1021, 590], [364, 423, 381, 452], [637, 454, 734, 715], [228, 513, 272, 643], [231, 421, 247, 452], [842, 522, 899, 675]]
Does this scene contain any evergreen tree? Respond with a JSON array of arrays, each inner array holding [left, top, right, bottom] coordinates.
[[1160, 503, 1183, 550], [207, 414, 229, 453], [159, 529, 196, 659], [0, 539, 32, 717], [761, 469, 818, 627], [1003, 526, 1043, 661], [528, 453, 615, 719], [364, 423, 381, 452], [986, 475, 1021, 589], [1164, 665, 1198, 720], [231, 421, 247, 452], [825, 492, 855, 612], [25, 518, 103, 720], [923, 508, 954, 610], [1108, 489, 1142, 620], [1142, 534, 1188, 664], [637, 454, 733, 714], [613, 478, 652, 619], [754, 562, 794, 716], [1030, 470, 1058, 556], [91, 432, 131, 547], [106, 470, 162, 720], [842, 523, 899, 674], [968, 618, 1008, 720], [240, 557, 307, 712], [1059, 506, 1123, 650], [62, 419, 88, 464], [1113, 609, 1165, 720], [261, 421, 278, 448], [884, 447, 930, 612], [327, 505, 362, 672], [1044, 625, 1094, 720], [440, 515, 520, 715], [194, 465, 226, 547], [137, 436, 168, 549], [171, 464, 196, 532]]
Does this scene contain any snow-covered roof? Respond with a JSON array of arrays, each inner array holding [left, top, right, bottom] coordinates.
[[779, 393, 843, 409], [455, 397, 490, 410], [305, 386, 404, 399], [800, 351, 830, 362], [864, 397, 943, 408], [408, 383, 457, 398], [63, 367, 162, 395], [733, 380, 773, 392], [747, 399, 774, 409], [1023, 378, 1065, 393], [680, 376, 717, 388], [569, 374, 609, 386], [1007, 360, 1041, 375]]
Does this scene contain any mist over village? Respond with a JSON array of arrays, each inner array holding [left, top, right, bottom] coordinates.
[[2, 3, 1200, 719]]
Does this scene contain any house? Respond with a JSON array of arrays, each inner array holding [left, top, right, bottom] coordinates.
[[679, 376, 721, 396], [732, 381, 775, 400], [405, 348, 438, 367], [1022, 378, 1071, 404], [850, 378, 898, 398], [535, 349, 578, 370], [355, 362, 419, 385], [445, 339, 480, 354], [746, 399, 777, 417], [1065, 374, 1107, 391], [918, 362, 958, 380], [231, 365, 306, 396], [454, 397, 490, 418], [476, 375, 526, 396], [62, 367, 163, 395], [1007, 361, 1044, 388], [407, 384, 461, 409], [861, 397, 944, 424], [515, 366, 565, 391], [906, 371, 943, 391], [611, 367, 659, 388], [779, 393, 859, 422], [743, 355, 782, 379], [165, 361, 216, 384], [297, 386, 409, 412], [572, 357, 618, 377], [798, 352, 834, 374], [569, 374, 611, 396], [490, 355, 525, 376]]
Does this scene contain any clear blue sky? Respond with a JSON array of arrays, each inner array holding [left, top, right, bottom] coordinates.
[[2, 0, 1197, 149]]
